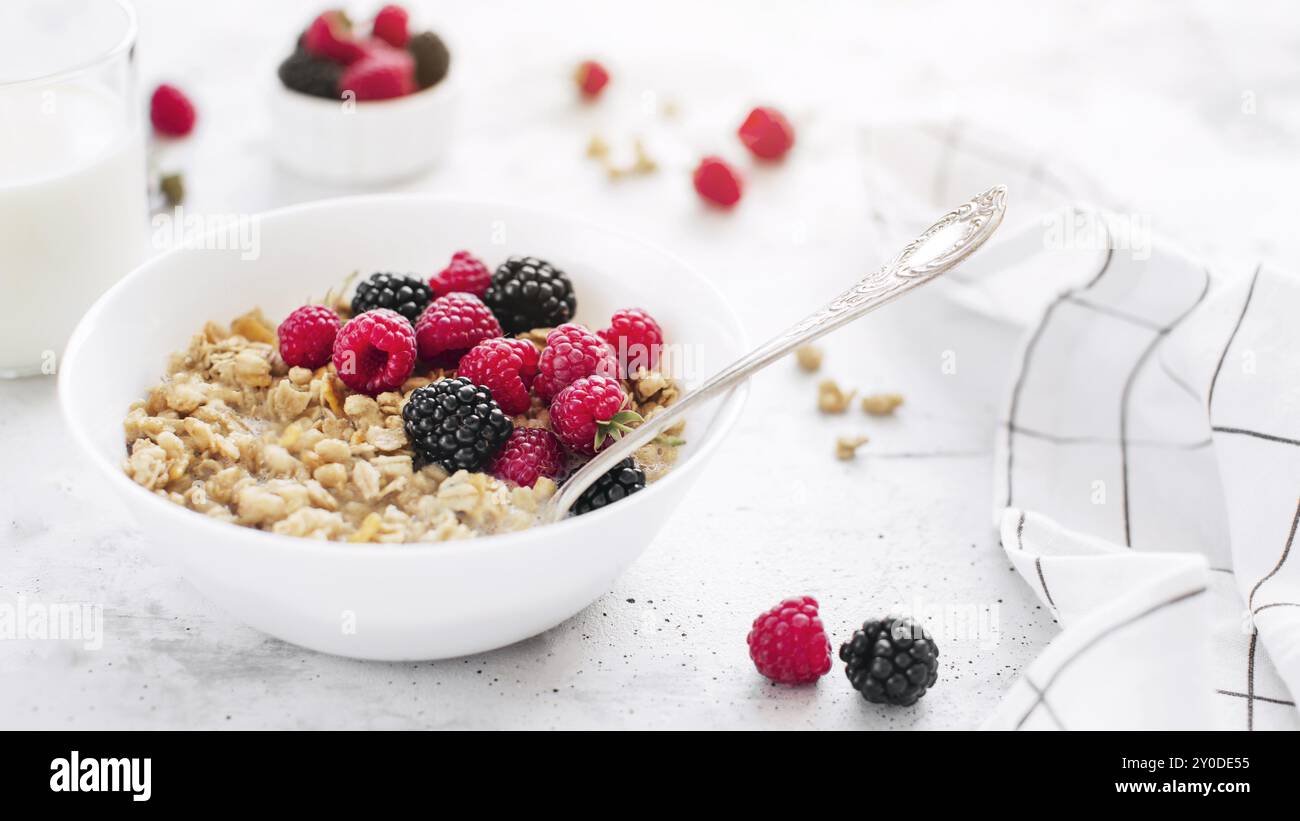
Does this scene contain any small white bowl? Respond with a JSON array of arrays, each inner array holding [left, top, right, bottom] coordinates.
[[59, 196, 748, 660], [270, 70, 458, 186]]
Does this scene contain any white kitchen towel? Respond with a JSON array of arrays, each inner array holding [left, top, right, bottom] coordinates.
[[983, 245, 1299, 731], [863, 122, 1299, 730]]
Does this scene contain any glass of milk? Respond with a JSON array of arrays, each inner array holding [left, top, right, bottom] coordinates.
[[0, 0, 147, 378]]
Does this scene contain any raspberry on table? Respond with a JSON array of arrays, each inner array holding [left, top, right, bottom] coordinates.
[[747, 596, 833, 684], [839, 616, 939, 706], [549, 374, 640, 456], [331, 308, 417, 396], [488, 428, 566, 488], [338, 47, 416, 101], [372, 4, 410, 48], [429, 250, 491, 298], [351, 272, 433, 325], [693, 156, 742, 208], [278, 305, 341, 369], [598, 308, 664, 376], [574, 60, 609, 99], [738, 106, 795, 160], [483, 256, 577, 335], [303, 10, 366, 64], [407, 31, 450, 89], [573, 458, 645, 515], [534, 324, 618, 404], [455, 337, 540, 416], [150, 84, 196, 138], [278, 49, 343, 99], [414, 292, 503, 368], [402, 377, 514, 472]]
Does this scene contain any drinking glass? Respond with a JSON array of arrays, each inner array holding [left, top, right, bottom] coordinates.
[[0, 0, 147, 377]]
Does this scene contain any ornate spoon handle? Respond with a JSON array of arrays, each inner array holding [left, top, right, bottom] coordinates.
[[540, 185, 1008, 523]]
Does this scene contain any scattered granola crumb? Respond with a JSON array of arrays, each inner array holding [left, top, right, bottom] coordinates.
[[588, 135, 659, 180], [861, 393, 904, 416], [795, 345, 823, 372], [586, 134, 610, 159], [836, 435, 870, 460], [632, 139, 657, 174], [817, 379, 855, 413], [160, 172, 185, 206]]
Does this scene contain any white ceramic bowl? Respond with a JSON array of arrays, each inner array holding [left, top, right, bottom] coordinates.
[[59, 196, 747, 660], [270, 70, 458, 186]]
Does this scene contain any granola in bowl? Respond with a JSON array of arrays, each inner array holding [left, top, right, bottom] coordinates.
[[122, 253, 684, 544]]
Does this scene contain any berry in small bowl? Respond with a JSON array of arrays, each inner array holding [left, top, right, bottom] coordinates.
[[271, 5, 456, 185]]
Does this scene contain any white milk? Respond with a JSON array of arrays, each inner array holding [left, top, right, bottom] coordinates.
[[0, 82, 147, 376]]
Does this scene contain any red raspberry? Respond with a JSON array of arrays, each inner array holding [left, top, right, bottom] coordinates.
[[534, 324, 618, 404], [304, 10, 367, 64], [549, 375, 640, 456], [149, 84, 196, 138], [414, 292, 503, 368], [339, 47, 415, 101], [332, 308, 417, 396], [738, 106, 795, 160], [693, 156, 742, 208], [488, 428, 566, 487], [455, 337, 539, 415], [747, 596, 833, 684], [429, 250, 491, 299], [598, 308, 664, 375], [574, 60, 609, 99], [278, 305, 341, 369], [372, 4, 410, 48]]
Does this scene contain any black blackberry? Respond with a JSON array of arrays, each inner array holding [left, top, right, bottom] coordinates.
[[278, 49, 342, 100], [573, 458, 645, 515], [408, 31, 451, 89], [483, 256, 577, 334], [351, 273, 434, 325], [839, 616, 939, 706], [402, 378, 513, 472]]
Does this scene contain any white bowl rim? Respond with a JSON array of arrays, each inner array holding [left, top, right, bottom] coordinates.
[[59, 193, 750, 561]]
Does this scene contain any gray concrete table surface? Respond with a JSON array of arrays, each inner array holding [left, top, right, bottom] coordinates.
[[1, 0, 1296, 729]]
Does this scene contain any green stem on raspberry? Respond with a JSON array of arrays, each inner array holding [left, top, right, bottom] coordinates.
[[593, 409, 643, 451]]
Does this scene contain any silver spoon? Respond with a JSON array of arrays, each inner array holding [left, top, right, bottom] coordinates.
[[540, 185, 1008, 523]]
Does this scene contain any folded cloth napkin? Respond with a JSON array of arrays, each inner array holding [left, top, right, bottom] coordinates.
[[864, 121, 1300, 730]]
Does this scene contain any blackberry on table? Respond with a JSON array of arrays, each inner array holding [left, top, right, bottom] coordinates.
[[483, 256, 577, 334], [408, 31, 451, 89], [351, 272, 433, 325], [839, 616, 939, 706], [573, 458, 645, 515], [278, 49, 342, 99], [402, 377, 513, 472]]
